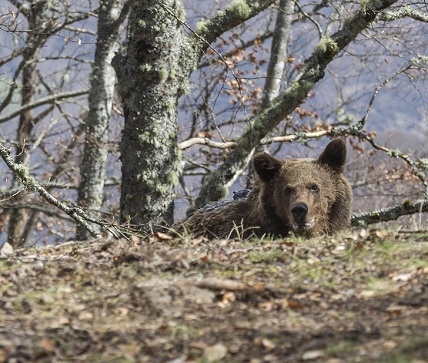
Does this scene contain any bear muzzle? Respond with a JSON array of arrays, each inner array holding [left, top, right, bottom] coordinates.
[[290, 202, 315, 232]]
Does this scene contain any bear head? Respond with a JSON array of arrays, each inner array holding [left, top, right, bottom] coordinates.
[[252, 138, 350, 237]]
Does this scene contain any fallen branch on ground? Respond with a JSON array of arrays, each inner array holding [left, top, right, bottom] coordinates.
[[351, 199, 427, 227]]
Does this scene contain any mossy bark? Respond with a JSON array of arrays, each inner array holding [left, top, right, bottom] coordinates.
[[111, 0, 276, 231], [351, 199, 428, 226], [113, 0, 184, 231]]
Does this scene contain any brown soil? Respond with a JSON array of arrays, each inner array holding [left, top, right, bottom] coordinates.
[[0, 228, 427, 363]]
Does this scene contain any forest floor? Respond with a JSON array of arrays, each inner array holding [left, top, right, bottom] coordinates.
[[0, 228, 427, 363]]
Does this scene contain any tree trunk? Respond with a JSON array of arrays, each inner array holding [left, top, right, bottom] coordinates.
[[113, 0, 184, 231], [112, 0, 274, 231], [76, 0, 128, 240], [7, 52, 36, 247], [247, 0, 294, 186], [261, 0, 293, 109], [7, 1, 52, 247]]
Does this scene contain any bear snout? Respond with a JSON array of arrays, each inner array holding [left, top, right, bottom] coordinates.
[[290, 202, 315, 233], [291, 202, 308, 223]]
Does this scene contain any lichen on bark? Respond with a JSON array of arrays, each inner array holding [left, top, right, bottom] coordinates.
[[114, 0, 185, 231]]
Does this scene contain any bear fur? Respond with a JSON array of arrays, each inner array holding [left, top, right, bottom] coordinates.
[[176, 139, 352, 239]]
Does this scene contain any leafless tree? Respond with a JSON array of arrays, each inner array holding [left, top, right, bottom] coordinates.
[[0, 1, 93, 246]]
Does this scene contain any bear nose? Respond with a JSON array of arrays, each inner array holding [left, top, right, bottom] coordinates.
[[291, 203, 308, 223]]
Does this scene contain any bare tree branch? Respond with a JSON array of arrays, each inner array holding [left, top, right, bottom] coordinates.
[[0, 89, 89, 124], [179, 138, 238, 150], [193, 0, 275, 47], [378, 7, 428, 23], [179, 130, 330, 150], [346, 128, 428, 193], [351, 199, 428, 226], [0, 142, 101, 239], [293, 0, 322, 39]]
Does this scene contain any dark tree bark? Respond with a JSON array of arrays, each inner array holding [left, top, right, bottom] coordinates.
[[7, 52, 36, 246]]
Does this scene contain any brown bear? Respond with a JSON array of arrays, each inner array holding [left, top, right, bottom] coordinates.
[[175, 138, 352, 239]]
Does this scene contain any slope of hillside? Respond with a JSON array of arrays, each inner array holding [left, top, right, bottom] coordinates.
[[0, 228, 427, 362]]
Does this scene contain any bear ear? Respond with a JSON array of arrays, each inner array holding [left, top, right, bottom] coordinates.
[[252, 152, 282, 182], [317, 138, 347, 172]]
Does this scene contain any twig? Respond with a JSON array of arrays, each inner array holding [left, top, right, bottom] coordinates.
[[397, 230, 428, 234], [359, 62, 416, 129], [0, 89, 89, 124], [0, 142, 101, 239], [293, 0, 323, 39], [346, 128, 428, 193]]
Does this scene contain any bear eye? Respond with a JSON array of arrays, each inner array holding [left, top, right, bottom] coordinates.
[[309, 184, 319, 193], [284, 186, 293, 195]]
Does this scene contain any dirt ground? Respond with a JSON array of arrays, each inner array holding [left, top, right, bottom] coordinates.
[[0, 228, 427, 363]]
